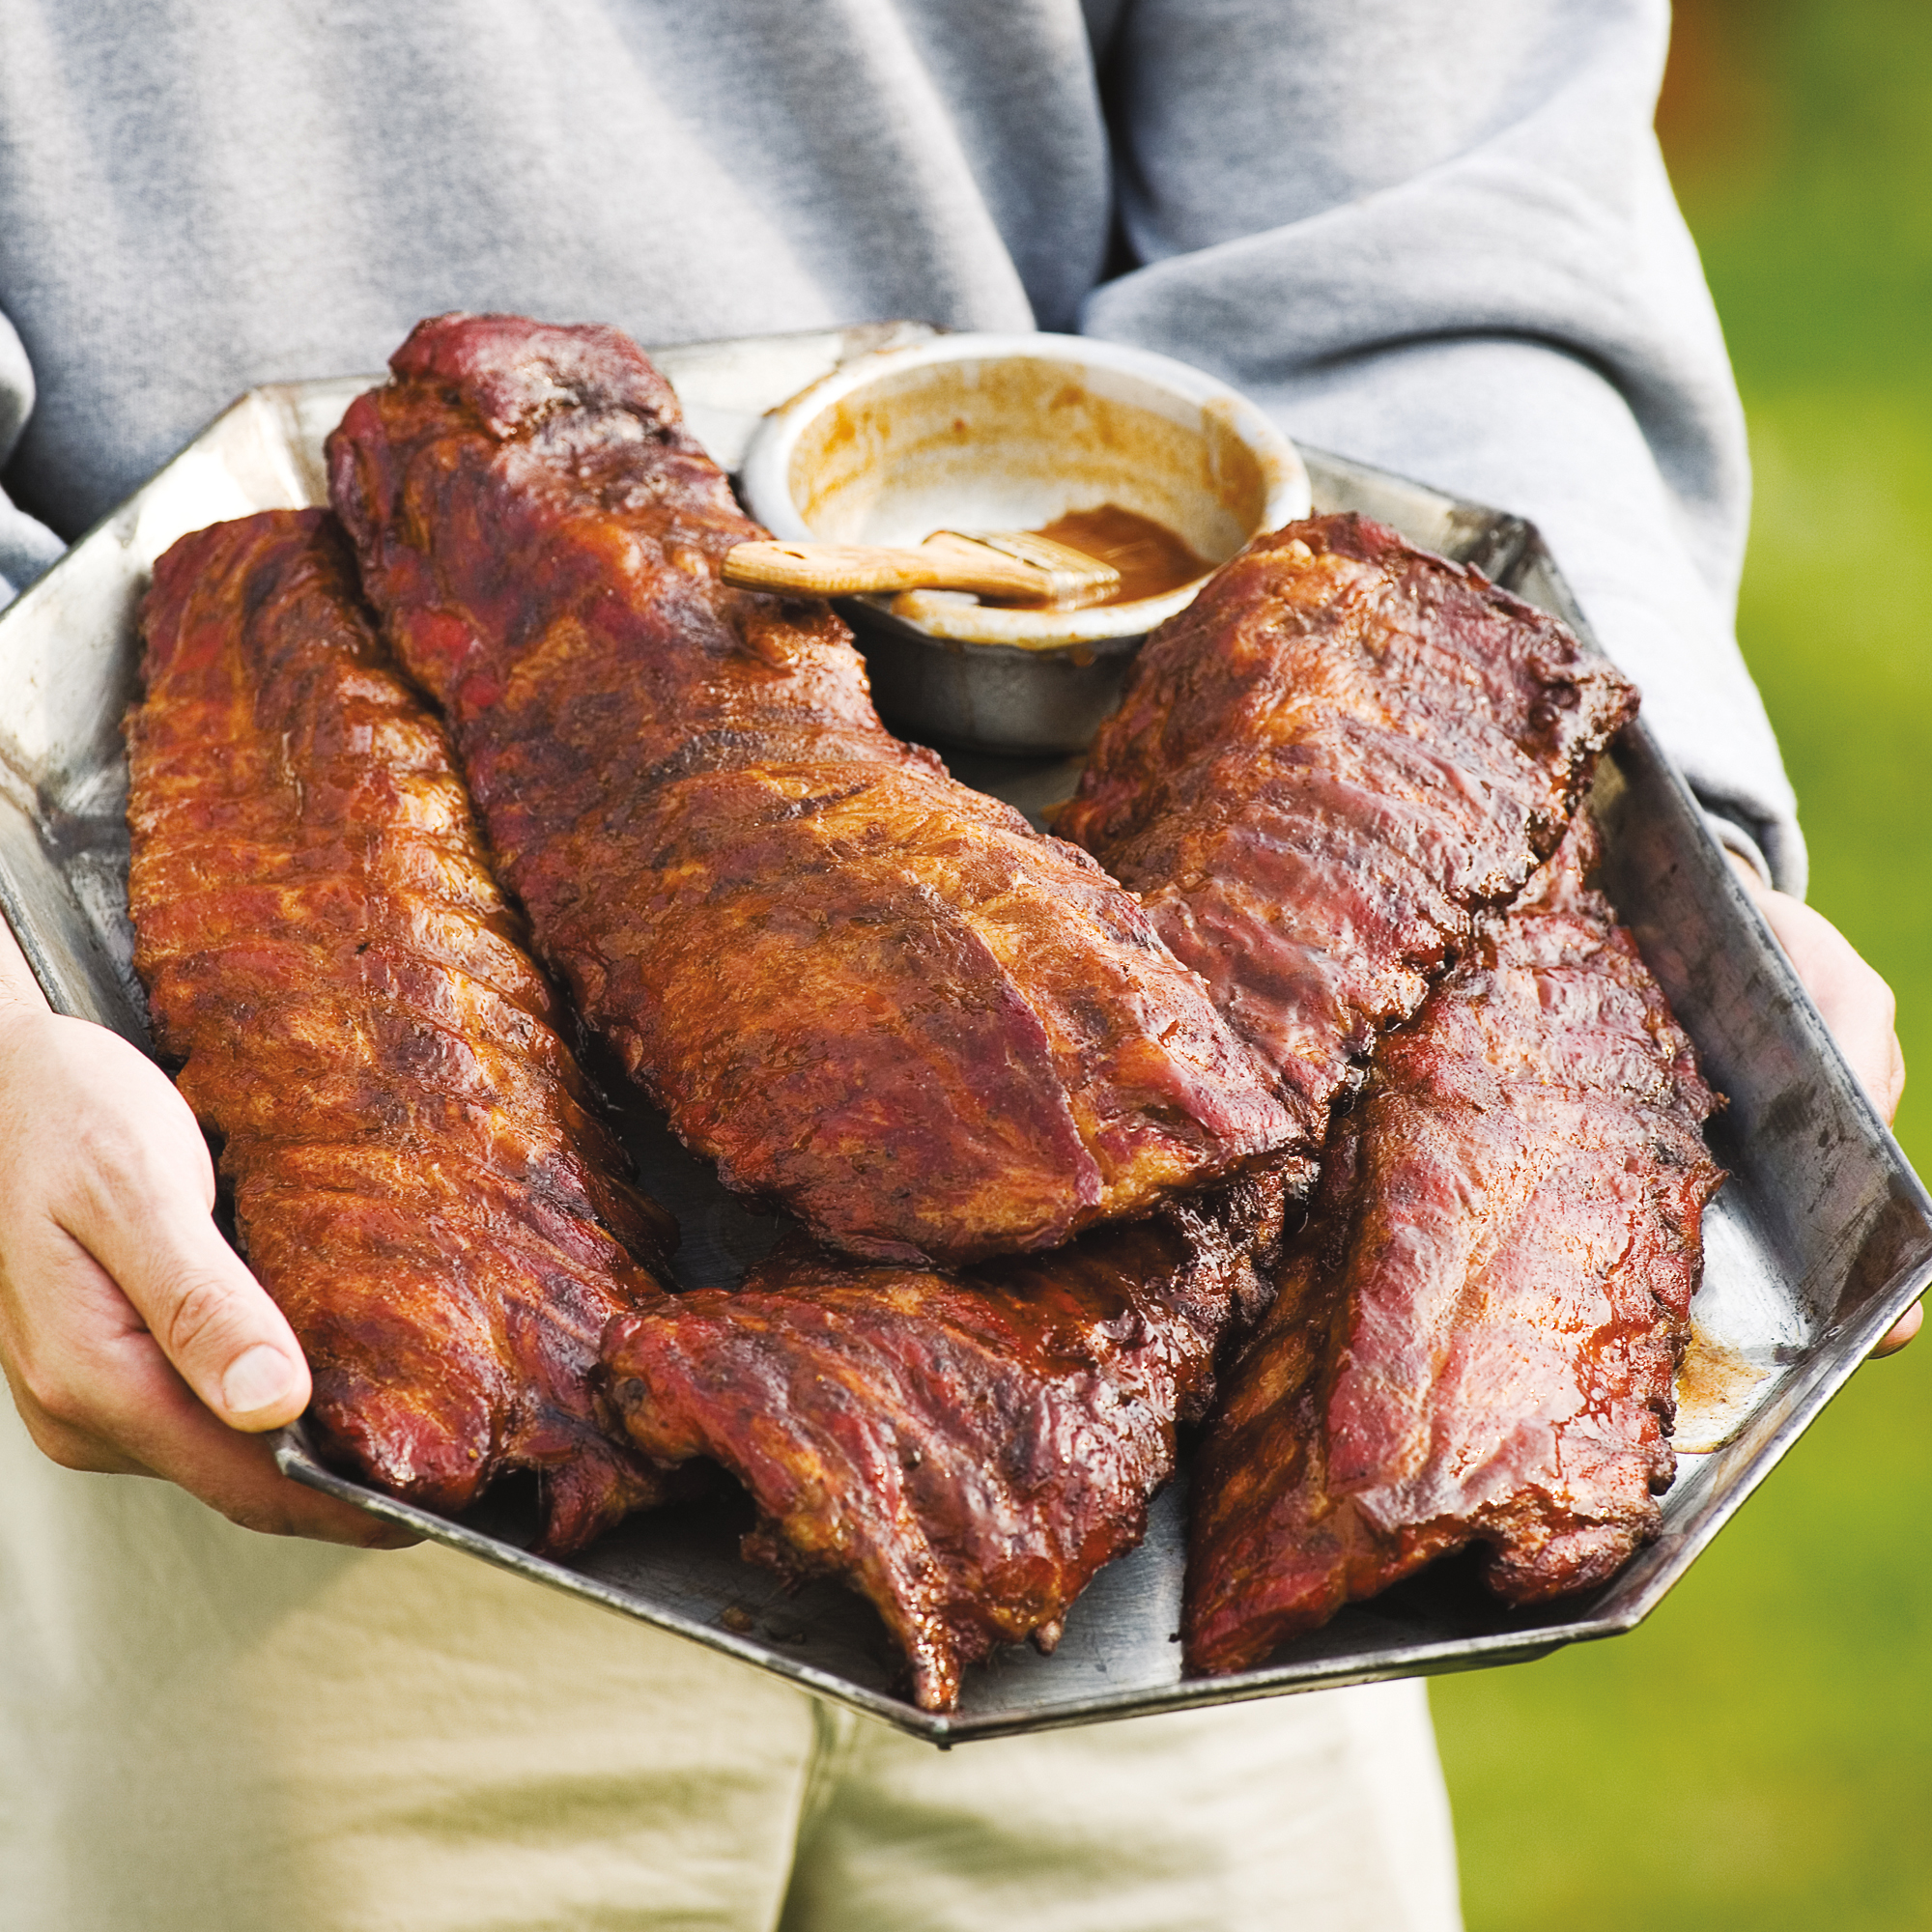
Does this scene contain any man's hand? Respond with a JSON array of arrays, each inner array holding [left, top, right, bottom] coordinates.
[[1728, 857, 1918, 1358], [0, 931, 412, 1545]]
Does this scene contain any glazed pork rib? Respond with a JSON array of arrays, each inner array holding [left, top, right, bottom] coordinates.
[[1185, 821, 1723, 1675], [604, 1172, 1288, 1712], [1058, 513, 1639, 1172], [327, 313, 1293, 1268], [128, 509, 676, 1554]]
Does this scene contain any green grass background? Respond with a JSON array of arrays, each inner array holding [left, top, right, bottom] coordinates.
[[1432, 4, 1932, 1925]]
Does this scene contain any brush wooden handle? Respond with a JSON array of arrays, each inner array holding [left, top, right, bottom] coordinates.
[[724, 532, 1063, 601]]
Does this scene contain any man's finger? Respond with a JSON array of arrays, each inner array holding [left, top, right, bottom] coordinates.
[[69, 1327, 415, 1546], [4, 1225, 413, 1545], [1720, 860, 1914, 1361], [0, 1354, 156, 1476], [1870, 1301, 1923, 1361], [25, 1027, 316, 1431], [1729, 867, 1906, 1124], [63, 1163, 312, 1432]]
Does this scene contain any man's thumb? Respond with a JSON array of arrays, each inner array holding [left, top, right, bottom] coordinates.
[[91, 1200, 311, 1430]]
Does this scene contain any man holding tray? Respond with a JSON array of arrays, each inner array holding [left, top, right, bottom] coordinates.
[[0, 2, 1912, 1928]]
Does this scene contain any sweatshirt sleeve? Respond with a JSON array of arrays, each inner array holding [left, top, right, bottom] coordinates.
[[0, 311, 66, 609], [1083, 0, 1804, 895]]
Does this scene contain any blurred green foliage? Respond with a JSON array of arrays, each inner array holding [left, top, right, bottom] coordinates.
[[1434, 4, 1932, 1926]]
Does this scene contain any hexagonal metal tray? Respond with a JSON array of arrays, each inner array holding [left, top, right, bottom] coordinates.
[[2, 325, 1925, 1743]]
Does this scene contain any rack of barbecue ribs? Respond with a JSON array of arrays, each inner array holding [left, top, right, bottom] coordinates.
[[1057, 513, 1640, 1176], [128, 508, 679, 1555], [604, 1170, 1288, 1711], [1184, 819, 1724, 1675], [325, 314, 1293, 1268]]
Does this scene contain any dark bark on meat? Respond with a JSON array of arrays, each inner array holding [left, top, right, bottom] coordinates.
[[325, 313, 1293, 1268], [128, 508, 676, 1555], [1059, 513, 1639, 1177], [605, 1171, 1288, 1711], [1184, 821, 1723, 1676]]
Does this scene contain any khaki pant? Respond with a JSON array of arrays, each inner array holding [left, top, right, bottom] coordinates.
[[0, 1397, 1460, 1930]]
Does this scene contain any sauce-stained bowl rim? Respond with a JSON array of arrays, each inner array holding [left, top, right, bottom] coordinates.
[[738, 332, 1310, 653]]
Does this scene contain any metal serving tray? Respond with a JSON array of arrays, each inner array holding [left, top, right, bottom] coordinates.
[[2, 325, 1927, 1745]]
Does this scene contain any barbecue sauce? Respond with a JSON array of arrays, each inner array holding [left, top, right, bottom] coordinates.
[[997, 504, 1209, 609]]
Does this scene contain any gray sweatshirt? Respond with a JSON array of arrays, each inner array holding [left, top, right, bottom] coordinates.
[[0, 0, 1802, 888]]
